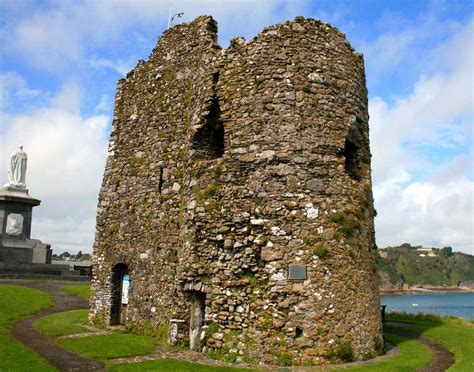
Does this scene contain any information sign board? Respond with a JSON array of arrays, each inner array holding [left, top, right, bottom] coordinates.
[[121, 274, 130, 304]]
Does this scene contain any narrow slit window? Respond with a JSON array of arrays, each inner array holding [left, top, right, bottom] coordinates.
[[295, 327, 303, 338], [158, 167, 164, 194]]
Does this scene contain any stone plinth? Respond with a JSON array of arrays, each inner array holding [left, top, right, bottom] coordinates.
[[0, 186, 51, 265]]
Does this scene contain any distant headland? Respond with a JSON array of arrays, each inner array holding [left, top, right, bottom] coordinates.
[[377, 243, 474, 294]]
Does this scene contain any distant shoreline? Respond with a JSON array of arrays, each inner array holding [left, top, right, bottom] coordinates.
[[380, 286, 474, 295]]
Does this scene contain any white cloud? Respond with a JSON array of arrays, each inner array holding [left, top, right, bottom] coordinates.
[[361, 13, 463, 83], [370, 19, 473, 254], [374, 171, 473, 254], [371, 19, 473, 182], [1, 1, 312, 72], [1, 82, 109, 253], [88, 57, 136, 76], [94, 94, 112, 114], [51, 81, 82, 113], [0, 71, 43, 110], [8, 9, 83, 71]]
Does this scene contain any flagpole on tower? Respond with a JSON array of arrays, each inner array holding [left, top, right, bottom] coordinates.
[[167, 3, 172, 30]]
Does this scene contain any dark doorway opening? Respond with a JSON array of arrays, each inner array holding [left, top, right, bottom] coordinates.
[[188, 291, 206, 351], [110, 263, 129, 325]]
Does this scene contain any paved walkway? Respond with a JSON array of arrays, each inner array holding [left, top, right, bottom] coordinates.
[[1, 280, 105, 372]]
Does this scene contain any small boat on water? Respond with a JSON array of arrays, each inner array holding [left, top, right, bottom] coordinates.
[[412, 303, 419, 307]]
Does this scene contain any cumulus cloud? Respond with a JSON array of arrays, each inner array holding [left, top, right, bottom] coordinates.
[[374, 169, 473, 253], [0, 71, 43, 111], [0, 82, 109, 253], [1, 0, 312, 73], [370, 19, 473, 254], [88, 57, 136, 76], [361, 12, 464, 86]]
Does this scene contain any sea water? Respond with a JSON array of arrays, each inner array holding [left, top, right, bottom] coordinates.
[[381, 292, 474, 320]]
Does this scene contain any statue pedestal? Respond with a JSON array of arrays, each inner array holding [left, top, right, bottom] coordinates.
[[0, 186, 51, 265]]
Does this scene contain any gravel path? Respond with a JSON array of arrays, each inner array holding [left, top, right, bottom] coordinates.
[[2, 280, 105, 372]]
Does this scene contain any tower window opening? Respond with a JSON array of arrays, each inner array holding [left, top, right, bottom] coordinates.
[[295, 327, 303, 338], [158, 167, 164, 193], [344, 118, 364, 181], [191, 95, 224, 159], [344, 139, 359, 179]]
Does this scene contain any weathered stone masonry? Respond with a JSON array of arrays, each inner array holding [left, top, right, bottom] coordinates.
[[90, 16, 382, 365]]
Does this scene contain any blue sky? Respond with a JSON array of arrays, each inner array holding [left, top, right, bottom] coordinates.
[[1, 0, 472, 254]]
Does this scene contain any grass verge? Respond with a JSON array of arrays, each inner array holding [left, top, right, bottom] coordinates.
[[386, 312, 474, 372], [108, 358, 253, 371], [34, 309, 89, 336], [28, 282, 473, 372], [60, 284, 91, 300], [59, 333, 156, 361], [0, 284, 55, 371], [342, 332, 431, 371]]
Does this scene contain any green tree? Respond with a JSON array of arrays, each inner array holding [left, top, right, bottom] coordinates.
[[441, 247, 454, 257]]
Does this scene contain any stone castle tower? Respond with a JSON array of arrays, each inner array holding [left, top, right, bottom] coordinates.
[[90, 16, 382, 365]]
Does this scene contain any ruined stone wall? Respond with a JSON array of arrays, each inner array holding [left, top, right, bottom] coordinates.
[[90, 16, 221, 326], [91, 16, 382, 366]]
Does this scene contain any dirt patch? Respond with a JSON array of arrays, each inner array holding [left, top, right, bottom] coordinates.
[[2, 280, 105, 372]]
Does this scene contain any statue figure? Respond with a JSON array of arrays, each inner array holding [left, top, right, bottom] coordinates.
[[7, 146, 28, 188]]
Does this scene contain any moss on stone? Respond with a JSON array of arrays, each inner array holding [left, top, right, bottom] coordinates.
[[326, 341, 354, 363], [313, 243, 331, 259], [277, 351, 293, 366]]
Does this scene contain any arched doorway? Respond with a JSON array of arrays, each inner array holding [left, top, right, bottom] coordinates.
[[110, 263, 129, 325]]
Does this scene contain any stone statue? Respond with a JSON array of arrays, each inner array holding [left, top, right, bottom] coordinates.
[[7, 146, 28, 188]]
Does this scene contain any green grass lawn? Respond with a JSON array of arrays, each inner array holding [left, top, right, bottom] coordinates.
[[343, 332, 431, 371], [60, 284, 91, 300], [0, 284, 55, 371], [9, 280, 471, 372], [386, 312, 474, 372], [34, 309, 89, 337], [59, 333, 156, 361], [105, 332, 430, 372], [108, 359, 254, 371]]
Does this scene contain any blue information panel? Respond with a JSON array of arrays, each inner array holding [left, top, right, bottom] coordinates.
[[121, 274, 130, 304]]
